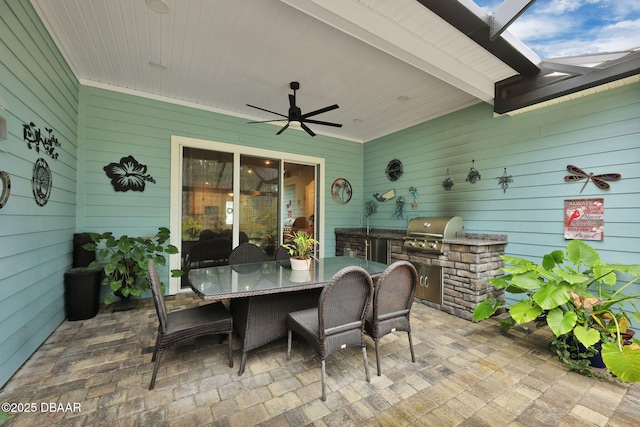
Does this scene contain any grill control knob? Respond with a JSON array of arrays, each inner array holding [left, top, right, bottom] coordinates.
[[429, 242, 437, 249], [419, 241, 426, 247], [409, 240, 415, 246]]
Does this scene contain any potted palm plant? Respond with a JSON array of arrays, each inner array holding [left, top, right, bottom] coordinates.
[[84, 226, 183, 305], [474, 240, 640, 382], [282, 230, 319, 270]]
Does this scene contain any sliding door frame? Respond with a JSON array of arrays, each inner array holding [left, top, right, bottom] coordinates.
[[169, 135, 325, 294]]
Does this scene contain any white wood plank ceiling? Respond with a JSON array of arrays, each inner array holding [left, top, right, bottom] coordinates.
[[31, 0, 532, 142]]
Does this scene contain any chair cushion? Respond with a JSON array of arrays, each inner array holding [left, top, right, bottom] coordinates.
[[166, 301, 232, 335], [287, 308, 321, 350]]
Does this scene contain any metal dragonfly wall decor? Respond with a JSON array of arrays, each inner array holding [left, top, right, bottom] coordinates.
[[564, 165, 621, 193]]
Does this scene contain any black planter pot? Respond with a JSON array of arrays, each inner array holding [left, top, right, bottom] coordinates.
[[64, 266, 103, 320], [577, 342, 606, 369]]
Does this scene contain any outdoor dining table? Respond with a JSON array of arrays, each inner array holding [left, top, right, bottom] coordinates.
[[188, 256, 389, 375]]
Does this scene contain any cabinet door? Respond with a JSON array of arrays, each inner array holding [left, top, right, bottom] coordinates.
[[412, 263, 442, 304]]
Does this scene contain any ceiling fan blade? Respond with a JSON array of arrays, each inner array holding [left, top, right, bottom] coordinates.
[[246, 104, 289, 119], [276, 123, 290, 135], [301, 123, 316, 137], [247, 119, 288, 124], [304, 119, 343, 128], [301, 104, 339, 119]]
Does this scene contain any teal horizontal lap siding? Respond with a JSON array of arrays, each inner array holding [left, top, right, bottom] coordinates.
[[364, 82, 640, 308], [0, 1, 79, 387], [77, 86, 364, 259]]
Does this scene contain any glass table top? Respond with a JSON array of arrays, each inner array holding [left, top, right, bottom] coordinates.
[[188, 256, 388, 300]]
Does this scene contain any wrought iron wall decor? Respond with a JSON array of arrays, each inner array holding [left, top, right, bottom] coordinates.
[[373, 189, 395, 202], [385, 159, 403, 181], [365, 200, 377, 216], [331, 178, 352, 204], [408, 186, 418, 209], [564, 165, 621, 193], [466, 160, 481, 183], [442, 169, 454, 191], [392, 196, 405, 219], [0, 171, 10, 209], [32, 158, 52, 206], [104, 155, 156, 192], [0, 116, 6, 140], [23, 122, 60, 160], [496, 167, 513, 193]]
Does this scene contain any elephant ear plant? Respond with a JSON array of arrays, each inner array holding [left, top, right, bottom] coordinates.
[[474, 240, 640, 382], [84, 226, 183, 305]]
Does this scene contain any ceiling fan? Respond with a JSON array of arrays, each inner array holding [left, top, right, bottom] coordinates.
[[247, 82, 342, 137]]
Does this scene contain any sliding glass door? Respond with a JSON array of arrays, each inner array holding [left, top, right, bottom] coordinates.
[[170, 136, 324, 293], [238, 155, 280, 254]]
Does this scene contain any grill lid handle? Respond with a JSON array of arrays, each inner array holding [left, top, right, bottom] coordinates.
[[405, 232, 444, 238]]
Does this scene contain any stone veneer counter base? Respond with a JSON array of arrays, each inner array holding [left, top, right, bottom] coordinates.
[[335, 229, 508, 321]]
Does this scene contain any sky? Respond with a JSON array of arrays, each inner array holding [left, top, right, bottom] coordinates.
[[473, 0, 640, 58]]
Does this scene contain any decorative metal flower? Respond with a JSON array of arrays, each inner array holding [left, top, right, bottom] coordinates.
[[442, 169, 454, 191], [104, 155, 156, 192], [496, 167, 514, 193], [365, 200, 378, 216], [466, 160, 481, 184]]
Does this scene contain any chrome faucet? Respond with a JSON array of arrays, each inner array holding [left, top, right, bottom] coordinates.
[[360, 215, 370, 260], [360, 215, 370, 235]]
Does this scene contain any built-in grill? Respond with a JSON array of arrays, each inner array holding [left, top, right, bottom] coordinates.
[[403, 216, 464, 254]]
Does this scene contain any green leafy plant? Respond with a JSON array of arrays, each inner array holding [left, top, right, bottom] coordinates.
[[283, 230, 318, 260], [84, 227, 183, 304], [474, 240, 640, 382], [182, 216, 204, 241]]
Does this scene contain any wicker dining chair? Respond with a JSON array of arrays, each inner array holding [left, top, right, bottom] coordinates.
[[147, 259, 233, 390], [274, 245, 291, 261], [364, 261, 418, 376], [286, 266, 374, 401], [184, 238, 232, 272], [228, 243, 267, 265]]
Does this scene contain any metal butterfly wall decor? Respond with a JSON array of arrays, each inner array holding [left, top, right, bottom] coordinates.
[[564, 165, 621, 193]]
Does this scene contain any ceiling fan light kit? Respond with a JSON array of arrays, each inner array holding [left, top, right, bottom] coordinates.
[[247, 82, 343, 137]]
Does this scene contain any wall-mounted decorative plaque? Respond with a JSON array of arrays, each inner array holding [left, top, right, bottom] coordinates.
[[564, 198, 604, 241], [331, 178, 352, 204], [385, 159, 403, 181], [32, 158, 52, 206], [104, 155, 156, 192], [0, 171, 10, 208]]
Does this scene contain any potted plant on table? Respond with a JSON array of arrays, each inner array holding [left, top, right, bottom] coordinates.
[[473, 240, 640, 382], [84, 226, 183, 306], [283, 230, 319, 270]]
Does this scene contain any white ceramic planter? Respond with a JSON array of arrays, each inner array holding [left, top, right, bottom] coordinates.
[[290, 257, 311, 270]]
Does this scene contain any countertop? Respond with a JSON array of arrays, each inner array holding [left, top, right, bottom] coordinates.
[[335, 228, 508, 245]]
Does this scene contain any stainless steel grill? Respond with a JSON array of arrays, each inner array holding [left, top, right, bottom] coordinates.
[[403, 216, 464, 254]]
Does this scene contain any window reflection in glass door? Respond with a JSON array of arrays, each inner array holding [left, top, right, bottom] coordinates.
[[283, 163, 316, 242], [181, 148, 234, 288], [239, 155, 280, 257]]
